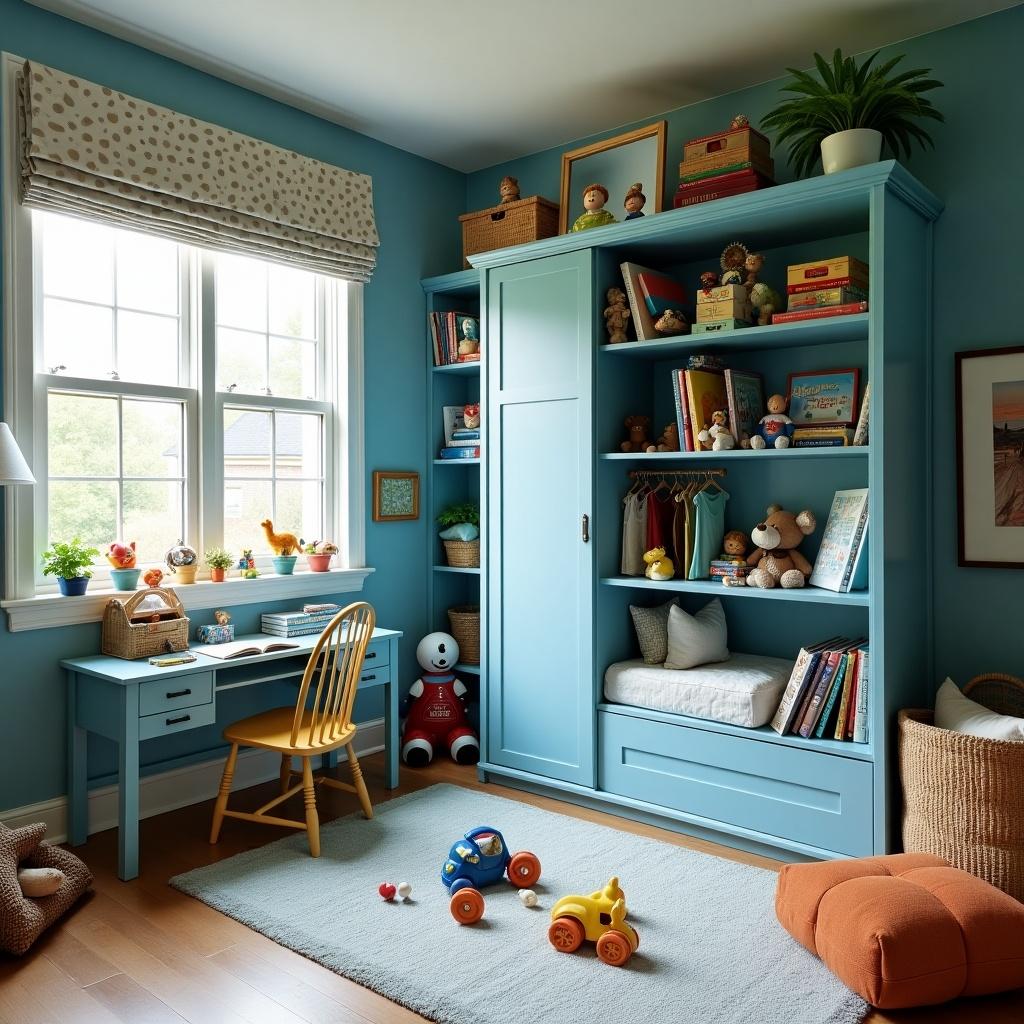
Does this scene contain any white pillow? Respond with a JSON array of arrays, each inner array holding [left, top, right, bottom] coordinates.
[[665, 599, 729, 670], [934, 677, 1024, 741]]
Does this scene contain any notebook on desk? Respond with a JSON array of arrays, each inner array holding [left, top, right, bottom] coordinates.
[[191, 638, 300, 660]]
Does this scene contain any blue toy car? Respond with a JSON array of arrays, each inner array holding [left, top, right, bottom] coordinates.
[[441, 825, 542, 924]]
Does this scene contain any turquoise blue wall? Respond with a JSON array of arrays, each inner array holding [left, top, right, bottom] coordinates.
[[466, 4, 1024, 689], [0, 0, 465, 808]]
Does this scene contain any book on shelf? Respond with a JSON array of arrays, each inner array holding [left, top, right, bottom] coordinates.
[[723, 369, 764, 446], [787, 275, 868, 295], [439, 446, 480, 459], [638, 270, 687, 318], [442, 406, 481, 448], [834, 647, 862, 740], [809, 488, 869, 593], [787, 256, 868, 288], [815, 647, 865, 739], [786, 285, 867, 311], [620, 262, 670, 341], [684, 368, 728, 452], [792, 426, 853, 447], [797, 639, 866, 738], [193, 638, 300, 660], [678, 162, 768, 187], [428, 311, 480, 366], [769, 636, 847, 735], [771, 301, 868, 324], [852, 382, 870, 446], [262, 606, 340, 626], [262, 624, 330, 638], [673, 177, 768, 209], [852, 647, 871, 743], [671, 369, 695, 452]]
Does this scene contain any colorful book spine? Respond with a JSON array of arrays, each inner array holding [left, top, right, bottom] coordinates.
[[853, 382, 870, 446], [770, 641, 836, 736], [787, 275, 868, 295], [673, 179, 764, 209], [815, 652, 853, 738], [835, 649, 860, 740], [771, 302, 868, 324], [785, 286, 867, 310], [798, 651, 844, 738], [439, 446, 480, 459], [671, 369, 694, 452], [678, 161, 764, 185], [853, 649, 871, 743]]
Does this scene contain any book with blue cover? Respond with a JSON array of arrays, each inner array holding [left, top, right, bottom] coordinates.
[[809, 488, 869, 593], [638, 270, 688, 317]]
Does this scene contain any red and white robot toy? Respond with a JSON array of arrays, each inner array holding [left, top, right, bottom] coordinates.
[[402, 632, 479, 767]]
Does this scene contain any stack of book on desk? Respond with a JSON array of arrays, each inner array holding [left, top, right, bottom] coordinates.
[[262, 603, 342, 638]]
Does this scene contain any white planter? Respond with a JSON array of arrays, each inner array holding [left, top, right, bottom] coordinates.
[[820, 129, 882, 174]]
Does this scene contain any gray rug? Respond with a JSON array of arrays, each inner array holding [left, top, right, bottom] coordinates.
[[171, 784, 867, 1024]]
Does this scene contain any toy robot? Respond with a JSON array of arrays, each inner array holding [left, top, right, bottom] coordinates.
[[402, 632, 479, 767]]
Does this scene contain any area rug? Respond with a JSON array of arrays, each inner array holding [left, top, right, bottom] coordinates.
[[171, 784, 867, 1024]]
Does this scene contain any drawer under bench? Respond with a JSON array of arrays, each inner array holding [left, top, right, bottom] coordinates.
[[598, 707, 874, 857]]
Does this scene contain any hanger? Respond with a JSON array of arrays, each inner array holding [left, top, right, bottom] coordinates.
[[699, 470, 726, 494]]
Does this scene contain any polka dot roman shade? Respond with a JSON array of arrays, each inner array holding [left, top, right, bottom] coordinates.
[[17, 61, 380, 281]]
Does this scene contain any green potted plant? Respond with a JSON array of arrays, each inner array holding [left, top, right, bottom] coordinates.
[[761, 49, 943, 177], [302, 540, 338, 573], [204, 547, 233, 583], [437, 502, 480, 568], [41, 538, 100, 596]]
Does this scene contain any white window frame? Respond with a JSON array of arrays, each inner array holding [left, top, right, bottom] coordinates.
[[0, 52, 370, 631]]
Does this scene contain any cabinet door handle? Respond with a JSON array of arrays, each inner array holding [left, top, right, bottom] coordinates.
[[361, 674, 376, 682], [166, 688, 192, 699], [581, 513, 590, 543], [365, 651, 377, 659], [166, 714, 191, 726]]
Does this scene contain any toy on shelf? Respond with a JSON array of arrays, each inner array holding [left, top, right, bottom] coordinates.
[[604, 287, 631, 344], [722, 530, 749, 562], [735, 504, 817, 590], [720, 241, 749, 286], [623, 182, 646, 220], [646, 423, 680, 453], [699, 270, 720, 294], [750, 394, 795, 449], [730, 113, 750, 129], [458, 317, 480, 358], [620, 415, 651, 453], [519, 888, 539, 908], [697, 410, 736, 451], [548, 877, 640, 967], [654, 309, 689, 335], [463, 402, 481, 429], [164, 539, 198, 583], [742, 251, 783, 325], [643, 547, 675, 581], [196, 609, 234, 645], [571, 183, 617, 232], [441, 826, 542, 924], [402, 632, 479, 767], [106, 541, 137, 569], [498, 175, 520, 204]]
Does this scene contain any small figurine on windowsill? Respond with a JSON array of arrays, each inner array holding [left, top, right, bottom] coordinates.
[[498, 175, 520, 204], [571, 183, 617, 232], [604, 287, 631, 344], [623, 182, 646, 220]]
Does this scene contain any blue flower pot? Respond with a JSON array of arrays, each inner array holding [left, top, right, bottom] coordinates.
[[57, 576, 90, 596], [110, 568, 141, 591], [272, 555, 298, 575]]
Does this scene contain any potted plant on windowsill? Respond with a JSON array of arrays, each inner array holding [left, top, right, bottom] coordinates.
[[761, 49, 943, 177], [438, 502, 480, 568], [42, 538, 101, 596], [303, 540, 338, 573], [205, 547, 233, 583]]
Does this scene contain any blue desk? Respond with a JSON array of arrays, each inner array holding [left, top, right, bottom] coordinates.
[[62, 627, 402, 880]]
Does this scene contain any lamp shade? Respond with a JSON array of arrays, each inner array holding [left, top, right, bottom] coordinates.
[[0, 423, 35, 484]]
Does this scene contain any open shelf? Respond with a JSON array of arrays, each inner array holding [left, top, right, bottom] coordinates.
[[434, 457, 480, 465], [600, 447, 868, 462], [600, 575, 869, 606], [433, 565, 480, 575], [432, 361, 480, 376]]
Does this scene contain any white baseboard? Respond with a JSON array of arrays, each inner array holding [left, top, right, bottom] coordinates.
[[0, 717, 385, 844]]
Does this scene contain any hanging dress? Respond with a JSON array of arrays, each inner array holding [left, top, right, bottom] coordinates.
[[621, 489, 648, 576], [646, 489, 676, 563], [689, 488, 729, 580]]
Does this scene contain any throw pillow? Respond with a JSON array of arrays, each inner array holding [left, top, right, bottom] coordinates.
[[18, 867, 65, 898], [665, 598, 729, 670], [629, 598, 678, 664], [934, 677, 1024, 741]]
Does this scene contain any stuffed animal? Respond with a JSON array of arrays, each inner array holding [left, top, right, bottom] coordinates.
[[604, 287, 631, 344], [620, 415, 651, 452], [654, 308, 689, 335], [142, 567, 164, 588], [463, 403, 481, 429], [750, 394, 794, 449], [260, 519, 301, 556], [402, 632, 479, 767], [721, 530, 748, 562], [743, 252, 783, 326], [646, 422, 680, 453], [742, 505, 817, 589], [643, 546, 675, 581], [697, 410, 736, 451], [214, 610, 231, 626], [106, 541, 136, 569]]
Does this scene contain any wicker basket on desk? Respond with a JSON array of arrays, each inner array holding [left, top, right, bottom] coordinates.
[[900, 673, 1024, 901], [101, 586, 190, 660]]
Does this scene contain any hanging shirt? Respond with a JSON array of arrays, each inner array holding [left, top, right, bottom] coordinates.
[[689, 489, 729, 580], [646, 490, 675, 563], [672, 490, 689, 580], [621, 490, 648, 576]]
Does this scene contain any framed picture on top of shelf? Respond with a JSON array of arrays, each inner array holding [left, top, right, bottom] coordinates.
[[787, 368, 860, 426], [956, 345, 1024, 567], [372, 470, 420, 522]]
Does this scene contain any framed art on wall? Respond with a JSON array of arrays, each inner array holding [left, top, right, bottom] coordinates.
[[956, 346, 1024, 567], [372, 470, 420, 522]]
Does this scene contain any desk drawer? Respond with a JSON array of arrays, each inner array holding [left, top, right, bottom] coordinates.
[[139, 672, 214, 716], [139, 701, 215, 740], [599, 709, 873, 857], [358, 662, 390, 688], [361, 639, 390, 670]]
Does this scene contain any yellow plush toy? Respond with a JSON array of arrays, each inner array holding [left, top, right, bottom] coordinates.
[[643, 546, 675, 581], [260, 519, 301, 556]]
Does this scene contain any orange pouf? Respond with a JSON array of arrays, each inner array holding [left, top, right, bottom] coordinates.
[[775, 853, 1024, 1010]]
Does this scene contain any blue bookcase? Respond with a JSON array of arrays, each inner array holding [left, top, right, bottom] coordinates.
[[470, 161, 942, 861]]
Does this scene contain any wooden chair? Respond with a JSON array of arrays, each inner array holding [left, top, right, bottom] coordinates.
[[209, 601, 376, 857]]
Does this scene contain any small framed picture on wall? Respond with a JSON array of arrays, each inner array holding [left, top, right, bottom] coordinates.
[[956, 345, 1024, 567], [372, 470, 420, 522]]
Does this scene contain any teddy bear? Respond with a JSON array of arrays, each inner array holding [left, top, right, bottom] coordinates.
[[620, 415, 651, 452], [604, 287, 631, 343], [646, 422, 680, 453], [750, 394, 794, 449], [738, 505, 817, 589], [697, 410, 736, 451], [721, 530, 748, 563], [643, 546, 675, 581]]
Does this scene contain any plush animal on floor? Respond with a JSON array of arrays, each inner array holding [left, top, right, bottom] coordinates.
[[643, 546, 675, 581], [620, 415, 651, 452], [260, 519, 301, 556], [750, 394, 794, 449], [402, 632, 479, 767], [743, 505, 817, 589], [697, 410, 736, 451]]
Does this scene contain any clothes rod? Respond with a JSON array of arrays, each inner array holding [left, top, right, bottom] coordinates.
[[628, 467, 727, 479]]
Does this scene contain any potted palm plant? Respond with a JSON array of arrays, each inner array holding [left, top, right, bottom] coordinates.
[[761, 49, 943, 177], [438, 502, 480, 568], [41, 538, 100, 596], [204, 547, 233, 583]]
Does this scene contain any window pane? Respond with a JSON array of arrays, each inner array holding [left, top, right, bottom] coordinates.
[[41, 214, 113, 305], [275, 412, 322, 478], [223, 408, 272, 478], [216, 254, 266, 332], [48, 480, 117, 552], [269, 337, 316, 399], [217, 327, 266, 393], [44, 298, 113, 378], [123, 400, 183, 477], [116, 231, 178, 314], [48, 393, 118, 476], [276, 480, 322, 544], [117, 311, 179, 385], [123, 481, 183, 559], [224, 480, 272, 555], [268, 265, 315, 339]]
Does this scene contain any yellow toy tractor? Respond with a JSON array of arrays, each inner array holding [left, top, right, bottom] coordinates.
[[547, 876, 640, 967]]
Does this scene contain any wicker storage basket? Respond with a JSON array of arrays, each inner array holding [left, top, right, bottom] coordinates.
[[899, 673, 1024, 901], [443, 539, 480, 568], [101, 586, 190, 660], [459, 196, 559, 269], [447, 604, 480, 665]]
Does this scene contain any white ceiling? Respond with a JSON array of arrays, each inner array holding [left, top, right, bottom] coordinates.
[[27, 0, 1019, 171]]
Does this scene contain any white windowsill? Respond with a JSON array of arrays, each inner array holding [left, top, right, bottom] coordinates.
[[1, 566, 375, 632]]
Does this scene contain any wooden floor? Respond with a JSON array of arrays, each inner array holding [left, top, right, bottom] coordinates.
[[2, 753, 1021, 1024]]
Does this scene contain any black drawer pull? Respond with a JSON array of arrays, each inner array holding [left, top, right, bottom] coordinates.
[[166, 688, 192, 699], [361, 674, 376, 682], [166, 714, 191, 726], [365, 651, 377, 659]]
